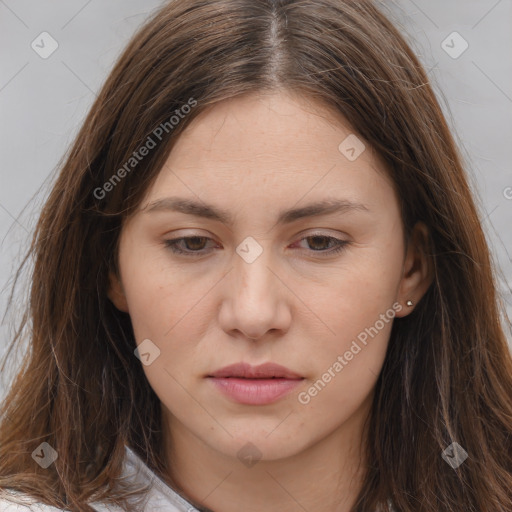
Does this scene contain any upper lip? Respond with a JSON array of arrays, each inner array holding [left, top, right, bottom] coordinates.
[[208, 362, 303, 379]]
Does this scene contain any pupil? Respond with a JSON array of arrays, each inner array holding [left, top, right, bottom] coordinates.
[[309, 236, 328, 250], [187, 237, 206, 250]]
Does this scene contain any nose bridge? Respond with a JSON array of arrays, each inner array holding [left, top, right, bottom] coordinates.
[[219, 236, 288, 340], [235, 237, 275, 305]]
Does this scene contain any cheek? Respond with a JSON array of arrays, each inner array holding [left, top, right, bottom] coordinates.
[[300, 250, 400, 404], [310, 251, 401, 343], [118, 246, 213, 376], [118, 241, 191, 337], [295, 309, 392, 428], [119, 258, 206, 407]]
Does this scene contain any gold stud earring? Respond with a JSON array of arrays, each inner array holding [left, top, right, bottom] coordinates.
[[406, 299, 414, 307]]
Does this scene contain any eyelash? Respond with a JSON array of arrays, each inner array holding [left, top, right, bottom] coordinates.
[[163, 234, 350, 257]]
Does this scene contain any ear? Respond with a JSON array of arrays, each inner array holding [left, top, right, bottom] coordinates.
[[107, 270, 129, 313], [394, 221, 433, 318]]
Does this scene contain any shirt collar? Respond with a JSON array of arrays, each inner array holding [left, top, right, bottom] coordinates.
[[90, 444, 202, 512]]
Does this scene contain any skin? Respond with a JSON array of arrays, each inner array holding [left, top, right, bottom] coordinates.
[[108, 90, 432, 512]]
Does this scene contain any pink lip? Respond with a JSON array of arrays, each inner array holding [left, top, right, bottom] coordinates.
[[207, 362, 304, 405]]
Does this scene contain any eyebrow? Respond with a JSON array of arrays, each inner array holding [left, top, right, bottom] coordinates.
[[143, 196, 369, 225]]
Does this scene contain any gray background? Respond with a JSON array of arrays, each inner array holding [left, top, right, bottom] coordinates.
[[1, 1, 511, 397]]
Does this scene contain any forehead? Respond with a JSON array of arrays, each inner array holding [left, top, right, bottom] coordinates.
[[174, 91, 361, 162], [140, 91, 397, 217]]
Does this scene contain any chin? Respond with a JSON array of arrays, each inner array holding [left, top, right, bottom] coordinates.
[[205, 426, 313, 463]]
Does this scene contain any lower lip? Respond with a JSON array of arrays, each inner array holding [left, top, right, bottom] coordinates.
[[208, 377, 303, 405]]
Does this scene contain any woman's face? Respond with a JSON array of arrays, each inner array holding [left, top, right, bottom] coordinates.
[[109, 90, 427, 463]]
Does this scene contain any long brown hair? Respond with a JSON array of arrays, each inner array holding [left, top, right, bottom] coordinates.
[[1, 0, 511, 510]]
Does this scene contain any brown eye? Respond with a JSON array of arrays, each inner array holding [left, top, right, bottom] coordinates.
[[305, 235, 332, 251], [295, 235, 350, 255], [164, 236, 215, 256]]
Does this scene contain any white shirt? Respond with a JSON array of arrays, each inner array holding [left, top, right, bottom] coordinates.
[[0, 444, 201, 511]]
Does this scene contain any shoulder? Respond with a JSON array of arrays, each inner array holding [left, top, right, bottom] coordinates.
[[0, 490, 66, 511]]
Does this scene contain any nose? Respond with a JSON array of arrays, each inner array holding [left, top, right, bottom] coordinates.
[[218, 248, 291, 342]]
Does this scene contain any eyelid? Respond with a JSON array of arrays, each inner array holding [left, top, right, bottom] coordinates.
[[165, 228, 349, 240]]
